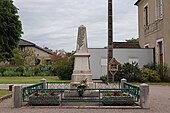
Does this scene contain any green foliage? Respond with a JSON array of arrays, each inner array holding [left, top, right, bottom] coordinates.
[[16, 66, 25, 74], [37, 71, 51, 76], [10, 49, 36, 66], [141, 69, 161, 82], [0, 0, 23, 61], [0, 66, 8, 75], [23, 70, 34, 77], [115, 63, 141, 82], [100, 75, 109, 85], [157, 64, 168, 82], [126, 38, 139, 43], [143, 62, 156, 70], [3, 70, 22, 76], [100, 75, 107, 82], [143, 63, 169, 82]]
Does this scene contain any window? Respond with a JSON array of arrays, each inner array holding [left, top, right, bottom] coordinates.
[[156, 39, 164, 65], [101, 58, 107, 66], [144, 4, 149, 26], [110, 64, 117, 70], [144, 44, 149, 48], [156, 0, 163, 19], [158, 41, 163, 64]]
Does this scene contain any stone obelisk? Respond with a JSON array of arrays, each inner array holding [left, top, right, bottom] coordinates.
[[71, 25, 92, 83]]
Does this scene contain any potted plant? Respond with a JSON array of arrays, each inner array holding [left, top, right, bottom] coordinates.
[[73, 78, 88, 97]]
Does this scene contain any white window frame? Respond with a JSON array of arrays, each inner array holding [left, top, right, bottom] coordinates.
[[156, 38, 164, 64], [144, 43, 149, 48], [143, 3, 149, 26], [155, 0, 163, 20], [101, 58, 107, 66]]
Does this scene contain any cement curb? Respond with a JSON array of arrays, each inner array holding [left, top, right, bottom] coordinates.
[[24, 105, 142, 109], [0, 93, 12, 103]]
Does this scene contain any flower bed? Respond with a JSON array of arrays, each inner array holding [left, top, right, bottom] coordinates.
[[102, 91, 135, 106], [29, 92, 60, 105]]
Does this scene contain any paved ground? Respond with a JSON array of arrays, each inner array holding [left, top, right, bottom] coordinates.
[[0, 85, 170, 113]]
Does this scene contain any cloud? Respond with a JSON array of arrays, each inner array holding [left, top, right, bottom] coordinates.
[[13, 0, 138, 52]]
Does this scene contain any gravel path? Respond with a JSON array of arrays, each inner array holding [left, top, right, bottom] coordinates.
[[0, 85, 170, 113]]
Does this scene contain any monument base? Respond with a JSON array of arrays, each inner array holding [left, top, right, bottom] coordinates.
[[71, 70, 92, 82]]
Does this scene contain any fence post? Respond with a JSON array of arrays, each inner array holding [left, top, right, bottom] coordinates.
[[12, 85, 22, 108], [121, 78, 127, 88], [40, 78, 46, 89], [140, 83, 149, 109]]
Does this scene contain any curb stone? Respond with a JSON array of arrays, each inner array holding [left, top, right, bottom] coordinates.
[[0, 93, 12, 103]]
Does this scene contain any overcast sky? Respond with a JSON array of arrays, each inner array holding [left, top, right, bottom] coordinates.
[[13, 0, 138, 52]]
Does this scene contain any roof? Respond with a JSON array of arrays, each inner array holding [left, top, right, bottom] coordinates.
[[134, 0, 142, 6], [113, 42, 140, 48], [19, 39, 35, 46], [19, 39, 53, 55]]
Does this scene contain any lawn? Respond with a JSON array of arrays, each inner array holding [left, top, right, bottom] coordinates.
[[0, 76, 69, 84], [0, 90, 12, 98]]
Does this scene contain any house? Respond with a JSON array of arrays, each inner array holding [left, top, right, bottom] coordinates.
[[19, 39, 52, 65], [135, 0, 170, 78], [88, 42, 154, 79]]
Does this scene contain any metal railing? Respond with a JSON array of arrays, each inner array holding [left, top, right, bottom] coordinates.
[[124, 82, 140, 101], [22, 82, 140, 106], [22, 83, 43, 102], [144, 19, 163, 35]]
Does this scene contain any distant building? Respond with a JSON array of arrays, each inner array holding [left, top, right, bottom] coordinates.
[[135, 0, 170, 78], [113, 42, 140, 48], [19, 39, 52, 65], [89, 42, 153, 79]]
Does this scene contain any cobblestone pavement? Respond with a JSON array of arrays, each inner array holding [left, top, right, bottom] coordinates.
[[0, 85, 170, 113]]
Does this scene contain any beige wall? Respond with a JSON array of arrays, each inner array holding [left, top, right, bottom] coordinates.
[[137, 0, 170, 78], [25, 47, 52, 64]]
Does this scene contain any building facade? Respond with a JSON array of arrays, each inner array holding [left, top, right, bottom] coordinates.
[[19, 39, 52, 65], [135, 0, 170, 78], [89, 48, 154, 79]]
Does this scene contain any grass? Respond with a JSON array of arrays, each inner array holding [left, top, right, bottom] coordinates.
[[0, 90, 12, 98], [0, 76, 69, 84]]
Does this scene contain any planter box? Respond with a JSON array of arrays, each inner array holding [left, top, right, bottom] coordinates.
[[102, 95, 135, 106], [29, 94, 60, 105]]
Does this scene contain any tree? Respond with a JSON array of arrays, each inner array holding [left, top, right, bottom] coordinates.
[[50, 49, 67, 64], [0, 0, 23, 62], [10, 48, 36, 66], [126, 38, 139, 43]]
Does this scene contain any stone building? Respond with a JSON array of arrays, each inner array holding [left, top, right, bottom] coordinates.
[[19, 39, 52, 65], [135, 0, 170, 78]]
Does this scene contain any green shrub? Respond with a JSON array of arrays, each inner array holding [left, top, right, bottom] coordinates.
[[0, 66, 8, 76], [3, 70, 22, 76], [143, 63, 156, 70], [115, 63, 141, 82], [100, 75, 107, 82], [141, 69, 161, 82], [143, 63, 169, 82], [34, 66, 41, 75], [50, 56, 74, 80], [23, 70, 34, 76], [157, 64, 168, 82], [37, 71, 51, 76], [16, 66, 25, 73]]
